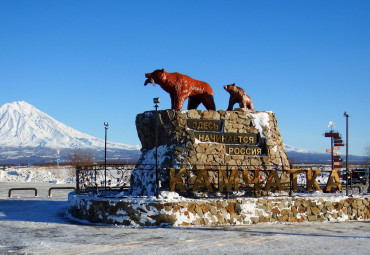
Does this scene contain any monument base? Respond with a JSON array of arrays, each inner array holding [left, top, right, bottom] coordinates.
[[68, 192, 370, 226], [130, 109, 290, 196]]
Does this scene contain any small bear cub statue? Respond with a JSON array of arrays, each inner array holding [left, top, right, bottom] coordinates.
[[224, 83, 255, 111]]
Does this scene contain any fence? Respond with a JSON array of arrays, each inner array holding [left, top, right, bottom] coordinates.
[[75, 164, 369, 197], [75, 164, 135, 193], [8, 187, 38, 197]]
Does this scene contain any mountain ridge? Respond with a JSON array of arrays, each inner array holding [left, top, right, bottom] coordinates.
[[0, 101, 139, 150], [0, 101, 141, 164]]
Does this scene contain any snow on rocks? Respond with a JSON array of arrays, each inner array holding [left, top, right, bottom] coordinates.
[[250, 111, 270, 138], [68, 192, 370, 227], [129, 145, 174, 196]]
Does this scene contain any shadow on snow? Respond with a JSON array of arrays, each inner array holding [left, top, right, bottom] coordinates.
[[0, 200, 76, 225]]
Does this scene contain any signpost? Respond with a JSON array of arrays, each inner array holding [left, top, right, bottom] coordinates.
[[325, 121, 345, 192]]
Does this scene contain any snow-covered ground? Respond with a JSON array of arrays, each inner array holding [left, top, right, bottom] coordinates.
[[1, 196, 370, 254], [0, 166, 75, 184], [1, 166, 370, 254]]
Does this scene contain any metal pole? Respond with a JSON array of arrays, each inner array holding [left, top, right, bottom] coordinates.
[[104, 122, 109, 190], [331, 135, 334, 172], [153, 98, 160, 198], [155, 104, 159, 197], [344, 112, 349, 195]]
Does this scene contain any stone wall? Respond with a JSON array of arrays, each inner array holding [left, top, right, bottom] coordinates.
[[130, 109, 290, 196], [68, 193, 370, 226]]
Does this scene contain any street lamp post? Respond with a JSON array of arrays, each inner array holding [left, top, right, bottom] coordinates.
[[104, 122, 109, 190], [153, 97, 160, 198], [344, 112, 349, 196]]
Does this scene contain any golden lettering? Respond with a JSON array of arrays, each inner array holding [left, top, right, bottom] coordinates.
[[198, 134, 205, 141], [169, 168, 186, 192], [306, 169, 322, 191], [226, 146, 263, 155], [242, 169, 260, 194], [287, 169, 304, 192], [219, 169, 239, 192], [204, 135, 210, 142], [215, 134, 221, 142], [240, 147, 245, 154], [226, 136, 232, 143], [190, 120, 222, 131], [228, 147, 234, 154], [168, 168, 340, 195], [193, 169, 213, 192], [325, 170, 343, 192], [251, 148, 257, 155], [264, 169, 283, 191]]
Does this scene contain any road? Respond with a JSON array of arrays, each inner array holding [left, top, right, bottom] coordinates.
[[1, 182, 370, 254]]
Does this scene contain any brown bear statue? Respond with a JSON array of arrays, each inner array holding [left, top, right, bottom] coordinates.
[[224, 83, 255, 111], [144, 69, 216, 110]]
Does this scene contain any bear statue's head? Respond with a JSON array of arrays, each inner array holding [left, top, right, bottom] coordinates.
[[144, 68, 166, 86], [223, 83, 236, 92]]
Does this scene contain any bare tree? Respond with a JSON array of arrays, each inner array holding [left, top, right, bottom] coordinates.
[[68, 147, 95, 167]]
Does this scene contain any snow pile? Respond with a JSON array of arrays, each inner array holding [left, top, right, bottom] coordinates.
[[250, 112, 270, 138], [158, 191, 183, 200], [129, 145, 174, 196], [0, 166, 75, 184]]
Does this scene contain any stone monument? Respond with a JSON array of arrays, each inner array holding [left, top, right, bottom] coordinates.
[[68, 71, 370, 227], [130, 108, 290, 196]]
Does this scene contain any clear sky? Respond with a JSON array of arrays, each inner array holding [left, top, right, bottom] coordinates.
[[1, 0, 369, 156]]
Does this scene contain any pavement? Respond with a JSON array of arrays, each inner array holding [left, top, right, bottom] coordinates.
[[1, 182, 75, 200]]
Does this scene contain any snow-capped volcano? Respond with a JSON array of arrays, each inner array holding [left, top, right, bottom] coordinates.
[[0, 101, 139, 150]]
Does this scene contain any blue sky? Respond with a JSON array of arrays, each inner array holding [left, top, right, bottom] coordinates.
[[1, 0, 369, 156]]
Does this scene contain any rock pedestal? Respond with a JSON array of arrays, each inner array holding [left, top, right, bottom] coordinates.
[[129, 109, 290, 196], [69, 194, 370, 226]]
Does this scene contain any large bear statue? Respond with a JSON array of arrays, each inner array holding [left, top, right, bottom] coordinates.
[[224, 83, 255, 111], [144, 69, 216, 110]]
